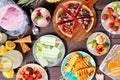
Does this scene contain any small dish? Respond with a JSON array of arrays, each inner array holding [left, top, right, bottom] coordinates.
[[101, 1, 120, 34], [32, 34, 65, 67], [16, 63, 48, 80], [61, 51, 96, 80], [87, 32, 110, 56], [31, 7, 51, 27]]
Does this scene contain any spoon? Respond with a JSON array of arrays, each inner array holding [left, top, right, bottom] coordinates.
[[30, 9, 40, 35]]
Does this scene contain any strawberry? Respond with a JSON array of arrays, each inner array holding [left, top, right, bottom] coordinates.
[[108, 22, 114, 28], [46, 16, 51, 22], [36, 10, 41, 16], [102, 14, 108, 20], [113, 26, 119, 32]]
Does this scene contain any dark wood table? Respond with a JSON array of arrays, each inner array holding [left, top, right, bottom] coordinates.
[[0, 0, 120, 80]]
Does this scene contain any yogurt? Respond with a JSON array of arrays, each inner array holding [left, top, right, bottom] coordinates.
[[0, 4, 23, 31]]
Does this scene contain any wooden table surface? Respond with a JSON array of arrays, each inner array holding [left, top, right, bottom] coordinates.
[[0, 0, 120, 80]]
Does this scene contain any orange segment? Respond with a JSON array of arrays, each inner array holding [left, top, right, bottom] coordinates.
[[5, 41, 16, 50], [0, 45, 7, 56], [107, 61, 119, 71]]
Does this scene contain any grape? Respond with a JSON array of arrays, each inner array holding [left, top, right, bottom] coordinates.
[[112, 2, 118, 7]]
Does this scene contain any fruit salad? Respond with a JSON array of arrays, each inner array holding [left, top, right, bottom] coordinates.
[[101, 2, 120, 34], [17, 66, 42, 80], [31, 7, 51, 27]]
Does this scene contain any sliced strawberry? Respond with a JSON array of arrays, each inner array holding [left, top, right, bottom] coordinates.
[[102, 14, 108, 20], [108, 22, 114, 28], [113, 26, 119, 32]]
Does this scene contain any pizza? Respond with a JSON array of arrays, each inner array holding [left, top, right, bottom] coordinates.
[[77, 5, 94, 18], [63, 1, 81, 17], [56, 8, 74, 23], [58, 21, 75, 38], [78, 17, 94, 32], [53, 0, 95, 38]]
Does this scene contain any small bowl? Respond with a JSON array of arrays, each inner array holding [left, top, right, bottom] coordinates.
[[31, 7, 51, 27]]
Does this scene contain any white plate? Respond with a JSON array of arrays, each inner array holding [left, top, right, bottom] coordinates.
[[101, 1, 120, 34], [87, 32, 110, 56], [32, 34, 65, 67], [16, 63, 48, 80], [61, 51, 96, 80]]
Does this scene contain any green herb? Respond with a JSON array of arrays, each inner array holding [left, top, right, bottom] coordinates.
[[60, 13, 65, 19], [82, 10, 87, 15], [57, 52, 62, 58], [103, 42, 109, 47], [35, 16, 43, 19], [88, 40, 96, 45]]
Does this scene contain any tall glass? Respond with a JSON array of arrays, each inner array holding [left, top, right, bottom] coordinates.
[[0, 56, 13, 72]]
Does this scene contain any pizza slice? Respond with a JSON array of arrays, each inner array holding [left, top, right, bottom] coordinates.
[[58, 21, 75, 38], [77, 5, 93, 18], [63, 1, 81, 17], [77, 17, 94, 32], [56, 8, 74, 23]]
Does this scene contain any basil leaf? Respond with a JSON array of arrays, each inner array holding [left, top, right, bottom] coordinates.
[[103, 42, 109, 47], [88, 40, 96, 45]]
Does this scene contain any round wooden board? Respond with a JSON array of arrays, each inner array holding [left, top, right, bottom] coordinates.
[[52, 0, 97, 42]]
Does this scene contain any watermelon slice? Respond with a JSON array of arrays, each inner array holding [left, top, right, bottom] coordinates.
[[58, 21, 75, 37], [77, 5, 93, 18], [77, 17, 94, 32], [56, 8, 74, 23], [63, 1, 81, 17]]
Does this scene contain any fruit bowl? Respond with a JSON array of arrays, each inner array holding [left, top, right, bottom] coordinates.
[[16, 63, 48, 80]]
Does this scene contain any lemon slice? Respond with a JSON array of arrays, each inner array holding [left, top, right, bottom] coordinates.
[[46, 0, 61, 3], [2, 69, 14, 78], [0, 45, 7, 56], [5, 41, 16, 50]]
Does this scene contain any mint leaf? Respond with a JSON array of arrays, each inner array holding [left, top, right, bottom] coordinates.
[[103, 42, 109, 47], [35, 16, 43, 19], [88, 40, 96, 45]]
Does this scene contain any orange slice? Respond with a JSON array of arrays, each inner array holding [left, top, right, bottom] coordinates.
[[0, 45, 7, 56], [107, 61, 119, 71], [5, 41, 16, 50]]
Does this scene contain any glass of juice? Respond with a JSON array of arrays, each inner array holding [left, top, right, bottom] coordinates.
[[0, 56, 13, 72]]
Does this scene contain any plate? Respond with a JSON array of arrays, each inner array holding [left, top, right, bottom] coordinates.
[[87, 32, 110, 56], [61, 51, 96, 80], [32, 34, 65, 67], [99, 45, 120, 80], [101, 1, 120, 34], [16, 63, 48, 80]]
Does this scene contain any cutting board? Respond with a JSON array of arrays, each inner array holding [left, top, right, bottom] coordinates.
[[52, 0, 97, 42]]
